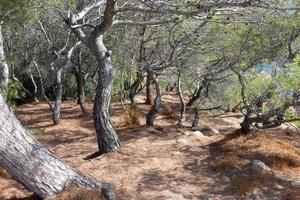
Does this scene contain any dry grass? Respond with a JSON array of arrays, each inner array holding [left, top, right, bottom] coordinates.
[[283, 188, 300, 200], [214, 155, 247, 171], [45, 187, 106, 200], [215, 130, 300, 172], [212, 130, 300, 196], [0, 167, 10, 178], [122, 108, 141, 126], [230, 172, 274, 195], [161, 104, 177, 119]]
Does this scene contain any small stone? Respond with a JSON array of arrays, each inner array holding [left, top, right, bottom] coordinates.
[[222, 176, 230, 183], [250, 160, 271, 172], [274, 184, 284, 190], [201, 125, 220, 136], [176, 138, 188, 145]]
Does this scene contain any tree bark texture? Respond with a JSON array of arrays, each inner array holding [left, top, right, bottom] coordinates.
[[145, 71, 154, 105], [187, 82, 203, 107], [192, 100, 201, 128], [88, 35, 121, 154], [52, 69, 63, 125], [0, 93, 115, 199], [177, 74, 186, 127], [74, 49, 86, 113], [0, 24, 9, 95], [146, 75, 161, 126]]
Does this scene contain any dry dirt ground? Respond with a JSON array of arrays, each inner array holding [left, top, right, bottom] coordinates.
[[1, 94, 300, 200]]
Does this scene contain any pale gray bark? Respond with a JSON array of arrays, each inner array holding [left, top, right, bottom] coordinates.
[[0, 23, 9, 95], [68, 0, 121, 154], [0, 93, 115, 199], [33, 60, 53, 111], [29, 68, 39, 102], [88, 35, 121, 153], [52, 68, 63, 125]]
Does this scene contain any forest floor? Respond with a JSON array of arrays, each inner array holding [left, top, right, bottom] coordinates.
[[1, 93, 300, 200]]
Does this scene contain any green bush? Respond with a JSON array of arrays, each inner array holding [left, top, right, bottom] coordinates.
[[6, 80, 26, 106]]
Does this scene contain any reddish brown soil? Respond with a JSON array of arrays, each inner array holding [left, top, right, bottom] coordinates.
[[0, 94, 300, 200]]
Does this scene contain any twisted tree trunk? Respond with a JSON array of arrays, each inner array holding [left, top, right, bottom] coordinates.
[[0, 93, 115, 199], [88, 35, 121, 154]]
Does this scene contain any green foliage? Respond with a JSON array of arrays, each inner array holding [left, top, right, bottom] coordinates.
[[84, 81, 96, 99], [6, 80, 26, 106], [64, 76, 77, 98]]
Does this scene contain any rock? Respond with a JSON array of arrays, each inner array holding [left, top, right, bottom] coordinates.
[[176, 138, 188, 145], [250, 160, 271, 173], [184, 131, 204, 138], [201, 125, 220, 136], [222, 176, 230, 183]]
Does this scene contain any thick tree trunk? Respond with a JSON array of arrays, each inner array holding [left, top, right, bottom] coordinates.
[[88, 36, 121, 154], [0, 23, 9, 95], [145, 71, 153, 105], [0, 93, 115, 199], [146, 76, 161, 126], [177, 74, 186, 127], [52, 69, 63, 125]]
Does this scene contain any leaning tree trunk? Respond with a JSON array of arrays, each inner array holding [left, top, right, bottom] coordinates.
[[0, 23, 9, 95], [146, 75, 161, 126], [0, 93, 115, 199], [177, 74, 186, 127], [52, 69, 63, 125], [88, 36, 121, 154]]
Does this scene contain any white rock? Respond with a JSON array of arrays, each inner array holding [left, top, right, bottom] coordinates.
[[201, 125, 220, 136], [176, 138, 188, 145], [250, 160, 271, 172]]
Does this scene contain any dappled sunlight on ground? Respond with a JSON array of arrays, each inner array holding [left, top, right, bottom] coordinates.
[[1, 94, 300, 199]]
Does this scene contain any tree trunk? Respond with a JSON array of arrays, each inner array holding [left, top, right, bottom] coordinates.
[[52, 69, 63, 125], [88, 36, 121, 154], [145, 71, 153, 105], [29, 69, 39, 102], [192, 101, 201, 128], [146, 75, 161, 126], [129, 73, 142, 109], [33, 60, 53, 111], [0, 23, 9, 95], [0, 93, 115, 199], [177, 74, 186, 127], [74, 49, 86, 114], [187, 82, 203, 107]]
